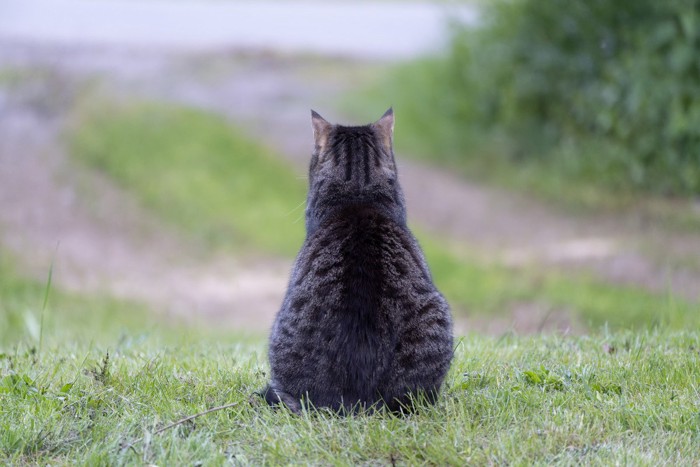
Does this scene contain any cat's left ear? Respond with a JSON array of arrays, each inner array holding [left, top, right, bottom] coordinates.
[[373, 107, 394, 151], [311, 110, 332, 150]]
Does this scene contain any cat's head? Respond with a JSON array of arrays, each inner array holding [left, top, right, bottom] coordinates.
[[305, 109, 406, 233]]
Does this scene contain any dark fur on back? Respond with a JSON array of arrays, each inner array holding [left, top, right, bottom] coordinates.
[[264, 109, 453, 413]]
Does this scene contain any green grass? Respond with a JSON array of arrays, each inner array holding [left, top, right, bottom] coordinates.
[[69, 99, 307, 256], [65, 99, 699, 331], [2, 326, 699, 464]]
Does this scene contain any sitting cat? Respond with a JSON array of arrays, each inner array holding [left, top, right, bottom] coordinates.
[[263, 109, 453, 413]]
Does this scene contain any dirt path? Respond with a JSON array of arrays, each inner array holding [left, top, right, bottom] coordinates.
[[1, 44, 698, 336]]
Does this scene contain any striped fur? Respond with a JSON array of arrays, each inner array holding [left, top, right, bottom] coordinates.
[[264, 109, 453, 414]]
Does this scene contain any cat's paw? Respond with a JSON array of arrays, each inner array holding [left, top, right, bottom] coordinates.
[[260, 384, 302, 414]]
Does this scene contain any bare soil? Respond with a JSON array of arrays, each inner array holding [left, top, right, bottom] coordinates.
[[1, 43, 698, 334]]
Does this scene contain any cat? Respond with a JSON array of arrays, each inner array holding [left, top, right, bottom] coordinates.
[[262, 109, 453, 414]]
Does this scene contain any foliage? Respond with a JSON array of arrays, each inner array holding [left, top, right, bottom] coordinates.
[[469, 0, 700, 195], [355, 1, 700, 196]]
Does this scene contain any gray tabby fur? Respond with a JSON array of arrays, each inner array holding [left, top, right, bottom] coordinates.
[[263, 109, 453, 414]]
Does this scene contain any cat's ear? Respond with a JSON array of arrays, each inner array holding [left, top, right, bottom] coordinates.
[[311, 110, 332, 150], [373, 107, 394, 151]]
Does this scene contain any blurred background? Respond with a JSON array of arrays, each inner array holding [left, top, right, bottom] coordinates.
[[1, 0, 699, 346]]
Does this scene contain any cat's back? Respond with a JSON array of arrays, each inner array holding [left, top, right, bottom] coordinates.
[[271, 203, 448, 409], [297, 203, 433, 314]]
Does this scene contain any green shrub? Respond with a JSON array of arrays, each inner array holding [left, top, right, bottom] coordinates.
[[403, 1, 700, 195]]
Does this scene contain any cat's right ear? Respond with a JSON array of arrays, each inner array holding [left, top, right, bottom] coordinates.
[[311, 110, 332, 151], [373, 107, 394, 153]]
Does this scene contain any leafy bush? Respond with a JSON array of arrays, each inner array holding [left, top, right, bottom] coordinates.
[[412, 1, 700, 195]]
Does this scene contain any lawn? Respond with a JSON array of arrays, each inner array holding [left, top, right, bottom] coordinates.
[[2, 296, 698, 464]]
